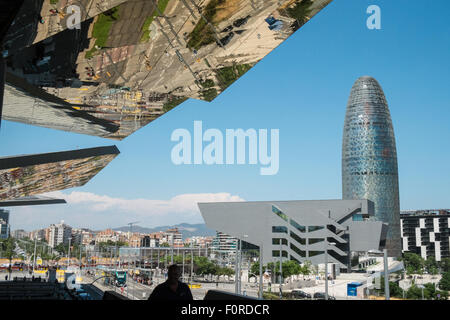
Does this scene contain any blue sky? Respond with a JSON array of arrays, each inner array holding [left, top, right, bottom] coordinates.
[[2, 0, 450, 231]]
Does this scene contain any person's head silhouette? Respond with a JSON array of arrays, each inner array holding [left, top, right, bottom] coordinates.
[[167, 264, 181, 283]]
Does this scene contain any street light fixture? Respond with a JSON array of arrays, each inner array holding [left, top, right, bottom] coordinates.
[[324, 238, 336, 301], [235, 234, 248, 295], [279, 240, 283, 299]]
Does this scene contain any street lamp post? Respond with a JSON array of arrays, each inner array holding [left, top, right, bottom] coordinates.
[[324, 237, 336, 301], [182, 251, 185, 282], [235, 239, 240, 294], [279, 241, 282, 299], [79, 244, 82, 269], [259, 243, 263, 299], [235, 235, 248, 295], [190, 246, 194, 285], [383, 249, 390, 300], [171, 237, 174, 264], [239, 239, 242, 294], [32, 237, 37, 274], [324, 239, 328, 300], [67, 238, 71, 269]]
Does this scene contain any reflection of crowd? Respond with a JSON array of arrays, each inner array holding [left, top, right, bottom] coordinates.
[[130, 272, 153, 286], [85, 66, 95, 78]]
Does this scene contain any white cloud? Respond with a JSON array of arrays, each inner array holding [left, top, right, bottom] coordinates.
[[8, 192, 245, 231]]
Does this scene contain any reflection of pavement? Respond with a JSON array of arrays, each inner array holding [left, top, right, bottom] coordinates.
[[85, 273, 259, 300], [35, 0, 130, 44], [107, 1, 156, 47]]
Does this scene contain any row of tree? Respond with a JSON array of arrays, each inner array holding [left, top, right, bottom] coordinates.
[[401, 252, 450, 275], [250, 260, 313, 278], [159, 255, 234, 276], [377, 276, 449, 300]]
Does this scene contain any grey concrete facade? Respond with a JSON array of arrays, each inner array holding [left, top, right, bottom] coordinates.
[[199, 199, 388, 270]]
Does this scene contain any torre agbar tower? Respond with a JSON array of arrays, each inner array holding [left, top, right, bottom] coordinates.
[[342, 76, 401, 257]]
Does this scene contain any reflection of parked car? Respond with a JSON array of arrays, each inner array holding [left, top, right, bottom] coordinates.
[[265, 16, 277, 25], [217, 32, 234, 47], [313, 292, 336, 300], [268, 20, 283, 31], [221, 25, 233, 33], [291, 290, 311, 299], [233, 15, 250, 27], [265, 16, 284, 31]]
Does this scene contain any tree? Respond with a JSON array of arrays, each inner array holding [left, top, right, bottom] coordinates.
[[423, 283, 436, 299], [300, 261, 312, 275], [284, 0, 313, 25], [403, 252, 424, 274], [250, 262, 261, 276], [378, 276, 404, 298], [439, 271, 450, 291], [98, 240, 127, 251], [54, 243, 67, 255], [406, 284, 423, 299], [0, 238, 16, 279], [217, 266, 234, 276], [439, 258, 450, 273], [261, 260, 304, 280], [425, 257, 439, 275], [193, 256, 217, 275], [281, 260, 302, 278]]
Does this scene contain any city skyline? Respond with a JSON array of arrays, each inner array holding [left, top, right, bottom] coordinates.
[[1, 0, 449, 231]]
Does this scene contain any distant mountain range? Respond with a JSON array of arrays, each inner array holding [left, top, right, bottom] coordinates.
[[112, 223, 217, 239]]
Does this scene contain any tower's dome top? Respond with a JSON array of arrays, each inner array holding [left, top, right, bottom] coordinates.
[[357, 75, 375, 80], [354, 76, 379, 84]]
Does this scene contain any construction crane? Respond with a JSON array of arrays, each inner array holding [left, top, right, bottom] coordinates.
[[127, 221, 140, 234]]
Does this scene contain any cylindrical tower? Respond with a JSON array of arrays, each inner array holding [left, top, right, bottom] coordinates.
[[342, 76, 400, 257]]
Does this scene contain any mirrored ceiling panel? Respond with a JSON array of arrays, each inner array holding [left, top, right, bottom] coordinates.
[[0, 145, 119, 201], [3, 0, 332, 140]]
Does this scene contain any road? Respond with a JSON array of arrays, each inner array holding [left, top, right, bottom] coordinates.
[[83, 271, 261, 300]]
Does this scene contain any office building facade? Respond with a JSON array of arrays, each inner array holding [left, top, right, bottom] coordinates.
[[11, 229, 27, 239], [342, 76, 401, 257], [400, 209, 450, 261], [199, 199, 388, 271]]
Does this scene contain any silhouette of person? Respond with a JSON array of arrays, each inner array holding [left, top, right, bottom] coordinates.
[[148, 264, 193, 301]]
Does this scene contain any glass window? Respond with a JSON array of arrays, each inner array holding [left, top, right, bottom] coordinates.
[[272, 238, 288, 245], [272, 226, 287, 233], [272, 205, 288, 222], [308, 226, 324, 232], [290, 219, 306, 233], [352, 214, 364, 221], [308, 238, 324, 245], [290, 231, 306, 245], [308, 251, 324, 257], [290, 243, 306, 257], [272, 250, 288, 257]]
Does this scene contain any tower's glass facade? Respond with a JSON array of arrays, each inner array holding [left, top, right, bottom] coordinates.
[[342, 76, 401, 257]]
